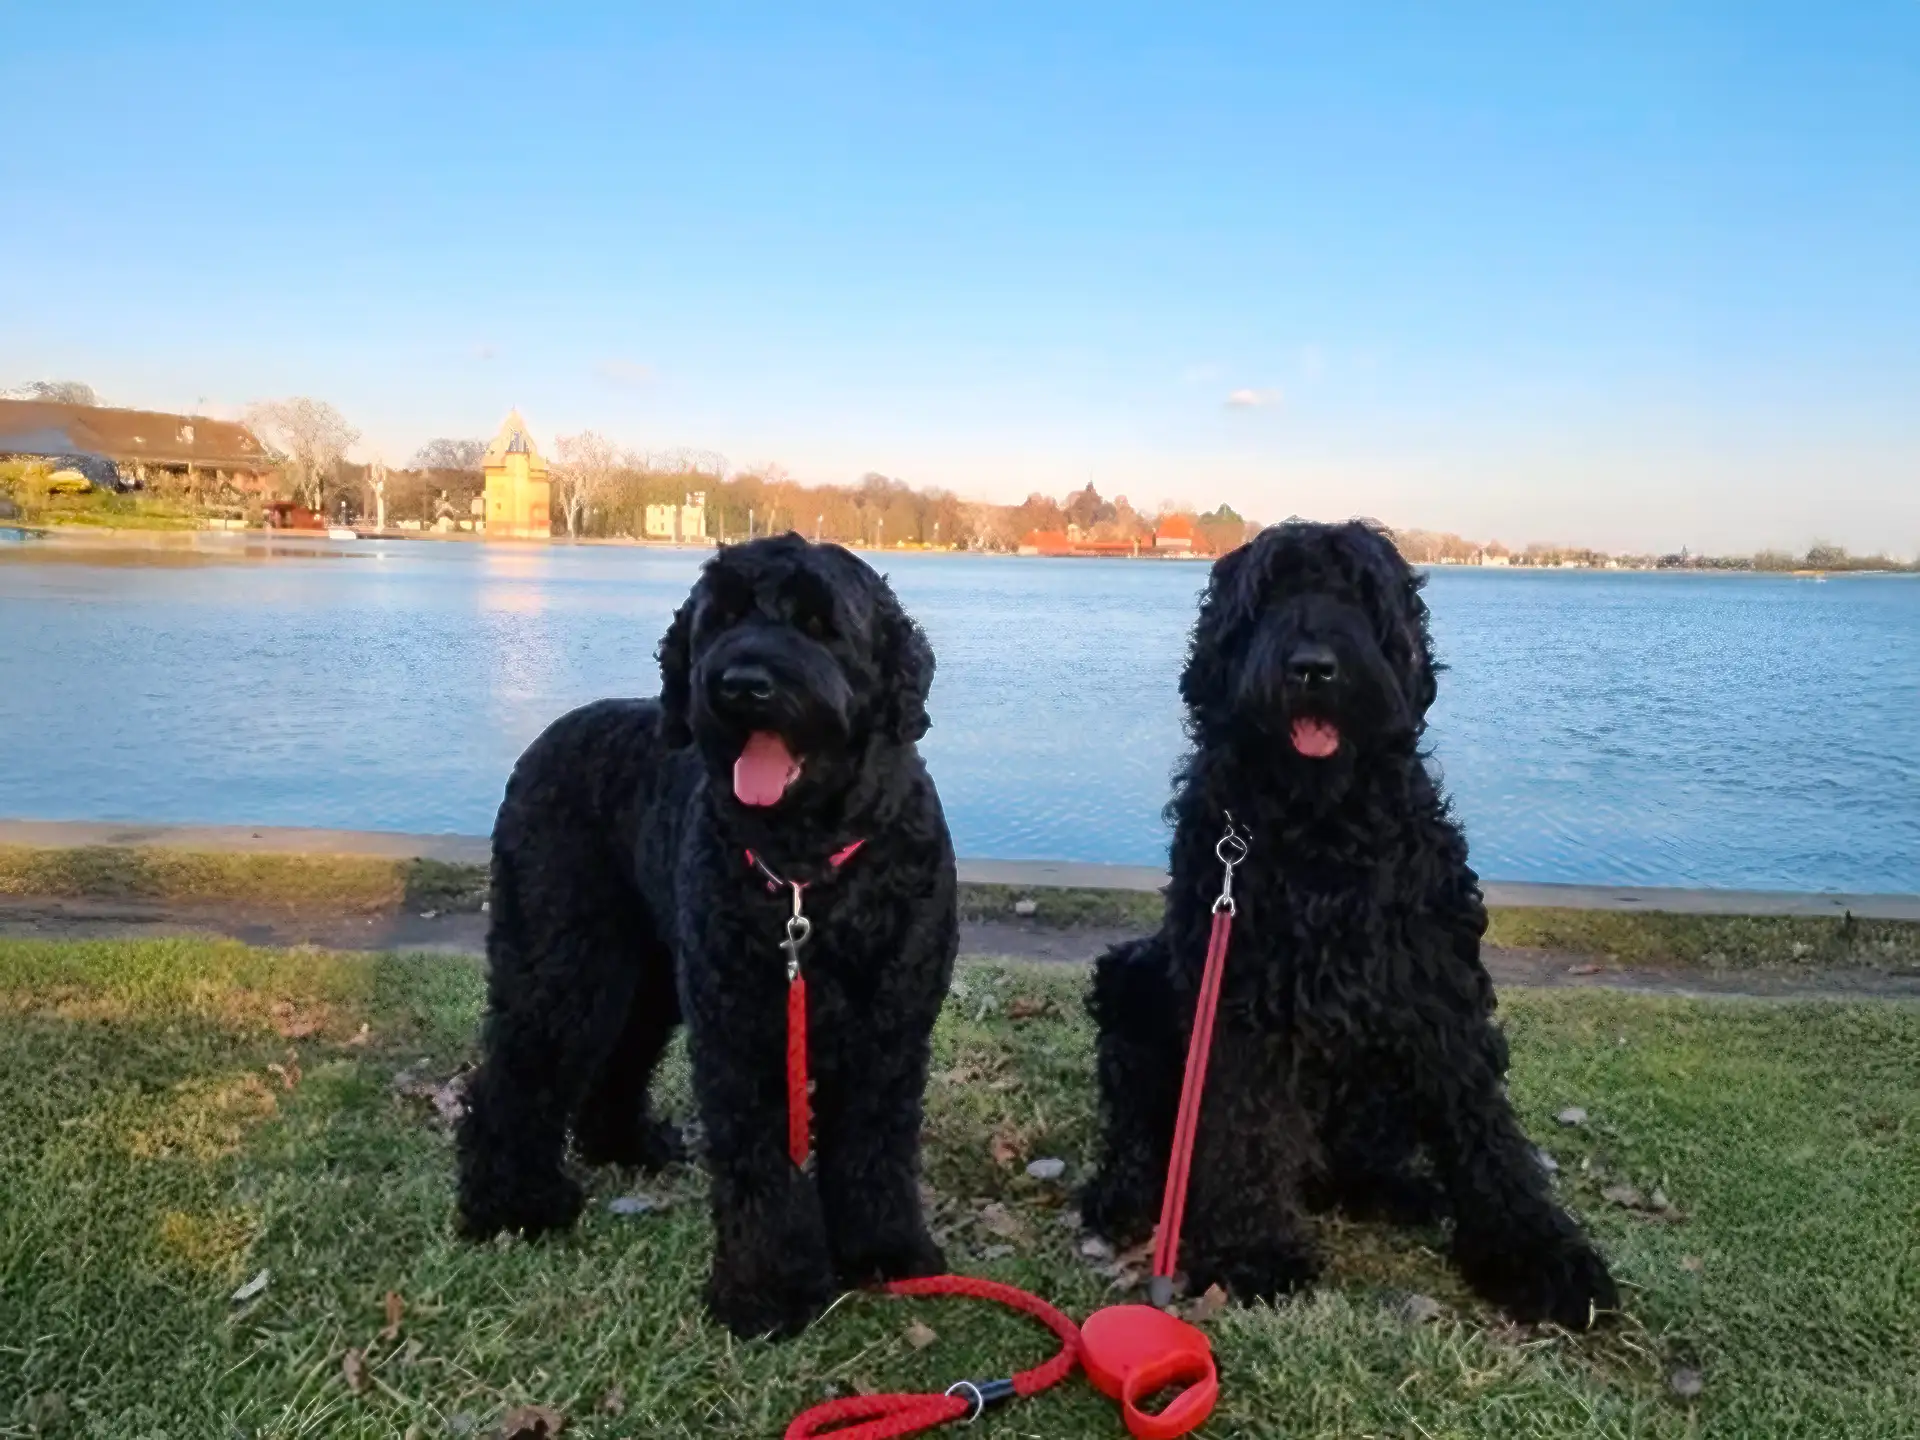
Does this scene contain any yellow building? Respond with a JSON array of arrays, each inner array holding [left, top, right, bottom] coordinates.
[[481, 410, 551, 539]]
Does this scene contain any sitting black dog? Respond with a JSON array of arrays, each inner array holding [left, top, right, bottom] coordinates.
[[456, 534, 957, 1339], [1081, 520, 1617, 1330]]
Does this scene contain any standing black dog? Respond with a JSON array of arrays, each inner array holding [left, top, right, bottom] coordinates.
[[1081, 520, 1617, 1330], [456, 535, 956, 1339]]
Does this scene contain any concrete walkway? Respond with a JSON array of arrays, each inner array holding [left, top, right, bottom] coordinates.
[[4, 818, 1917, 921]]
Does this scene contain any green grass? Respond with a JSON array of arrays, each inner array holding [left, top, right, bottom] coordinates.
[[0, 847, 485, 916], [1487, 906, 1920, 972], [3, 939, 1917, 1437]]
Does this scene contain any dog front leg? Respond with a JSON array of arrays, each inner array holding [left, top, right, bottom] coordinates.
[[1422, 1041, 1618, 1330], [1177, 1035, 1323, 1302], [813, 1005, 946, 1288], [685, 990, 836, 1340]]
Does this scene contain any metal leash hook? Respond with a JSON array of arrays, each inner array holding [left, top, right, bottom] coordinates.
[[781, 884, 812, 979], [1212, 811, 1248, 915]]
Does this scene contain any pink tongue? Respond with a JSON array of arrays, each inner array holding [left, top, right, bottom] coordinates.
[[1291, 717, 1341, 759], [733, 731, 802, 806]]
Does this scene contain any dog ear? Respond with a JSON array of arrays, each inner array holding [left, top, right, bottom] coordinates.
[[1347, 521, 1440, 725], [877, 584, 936, 744], [1401, 571, 1440, 721], [656, 596, 694, 748], [1179, 538, 1259, 724]]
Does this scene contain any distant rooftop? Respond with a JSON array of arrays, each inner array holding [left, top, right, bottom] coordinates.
[[0, 399, 275, 473]]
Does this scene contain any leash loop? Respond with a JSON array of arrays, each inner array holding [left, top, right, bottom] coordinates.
[[1211, 811, 1248, 916]]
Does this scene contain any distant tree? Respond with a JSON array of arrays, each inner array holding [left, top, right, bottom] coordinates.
[[247, 398, 359, 513], [410, 437, 486, 472], [5, 379, 100, 405], [1804, 541, 1849, 570], [552, 430, 624, 538]]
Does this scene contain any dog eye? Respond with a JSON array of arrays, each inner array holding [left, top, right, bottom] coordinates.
[[802, 612, 831, 640]]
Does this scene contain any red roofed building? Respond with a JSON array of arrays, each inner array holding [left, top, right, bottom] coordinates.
[[1154, 515, 1197, 552]]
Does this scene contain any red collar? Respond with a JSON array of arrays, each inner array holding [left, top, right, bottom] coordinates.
[[744, 838, 866, 893]]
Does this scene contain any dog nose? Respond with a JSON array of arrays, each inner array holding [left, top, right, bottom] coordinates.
[[1286, 645, 1339, 687], [718, 664, 776, 704]]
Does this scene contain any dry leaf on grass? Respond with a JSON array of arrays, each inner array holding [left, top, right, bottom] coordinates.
[[1005, 996, 1051, 1020], [989, 1126, 1024, 1169], [976, 1202, 1027, 1240], [391, 1063, 472, 1125], [342, 1348, 368, 1394], [1680, 1255, 1704, 1273], [1185, 1284, 1230, 1324], [1670, 1367, 1705, 1400], [597, 1387, 625, 1416], [1025, 1157, 1066, 1181], [904, 1319, 939, 1351], [231, 1268, 270, 1303], [1567, 963, 1602, 976], [380, 1291, 405, 1343], [266, 1053, 302, 1091], [1557, 1107, 1589, 1127], [497, 1404, 566, 1439]]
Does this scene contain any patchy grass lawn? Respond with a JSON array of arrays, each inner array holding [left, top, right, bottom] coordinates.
[[6, 844, 1917, 972], [2, 939, 1917, 1439]]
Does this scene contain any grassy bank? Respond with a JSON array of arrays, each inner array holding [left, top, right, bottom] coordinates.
[[7, 843, 1918, 972], [2, 937, 1917, 1437]]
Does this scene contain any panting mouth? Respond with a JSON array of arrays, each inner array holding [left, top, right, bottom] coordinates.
[[733, 731, 804, 806], [1289, 716, 1342, 759]]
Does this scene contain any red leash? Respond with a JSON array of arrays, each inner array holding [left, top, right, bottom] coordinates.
[[773, 820, 1247, 1439], [1147, 818, 1246, 1298], [784, 1277, 1080, 1440], [747, 840, 864, 1167]]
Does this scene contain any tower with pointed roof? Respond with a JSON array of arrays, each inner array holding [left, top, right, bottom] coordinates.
[[480, 409, 551, 539]]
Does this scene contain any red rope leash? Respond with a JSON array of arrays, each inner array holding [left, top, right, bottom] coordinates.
[[784, 1276, 1081, 1440], [777, 822, 1243, 1439], [1150, 905, 1234, 1285], [747, 840, 865, 1169], [786, 969, 812, 1167]]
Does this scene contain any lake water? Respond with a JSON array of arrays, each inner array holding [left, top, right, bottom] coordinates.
[[3, 537, 1916, 892]]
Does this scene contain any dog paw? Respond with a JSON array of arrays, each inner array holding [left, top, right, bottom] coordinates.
[[1186, 1240, 1323, 1304], [1078, 1168, 1157, 1247], [455, 1172, 585, 1242], [704, 1268, 837, 1341], [575, 1116, 686, 1172], [1455, 1230, 1618, 1330], [835, 1229, 946, 1289]]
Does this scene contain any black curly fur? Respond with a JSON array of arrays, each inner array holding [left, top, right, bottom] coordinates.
[[455, 534, 956, 1339], [1081, 520, 1618, 1330]]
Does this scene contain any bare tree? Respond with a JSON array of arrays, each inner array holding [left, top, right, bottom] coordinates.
[[4, 379, 101, 405], [247, 398, 359, 513], [552, 430, 624, 538], [410, 437, 486, 472]]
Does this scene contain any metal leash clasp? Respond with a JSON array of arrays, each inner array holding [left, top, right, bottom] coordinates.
[[781, 883, 814, 980], [781, 884, 812, 979], [1213, 811, 1249, 915]]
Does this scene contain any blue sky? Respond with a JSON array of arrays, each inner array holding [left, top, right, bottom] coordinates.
[[4, 2, 1916, 554]]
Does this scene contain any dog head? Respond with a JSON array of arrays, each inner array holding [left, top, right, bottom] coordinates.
[[657, 534, 934, 813], [1181, 520, 1437, 773]]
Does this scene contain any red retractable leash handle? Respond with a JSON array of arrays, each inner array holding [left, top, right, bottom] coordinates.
[[780, 820, 1246, 1439]]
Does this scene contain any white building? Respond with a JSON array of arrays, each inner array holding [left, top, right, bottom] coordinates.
[[645, 492, 708, 543]]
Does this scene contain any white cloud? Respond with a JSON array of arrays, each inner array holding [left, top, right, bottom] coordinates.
[[1224, 387, 1280, 409]]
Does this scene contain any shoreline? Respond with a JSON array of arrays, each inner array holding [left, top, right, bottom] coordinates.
[[5, 524, 1915, 574], [5, 817, 1916, 919]]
